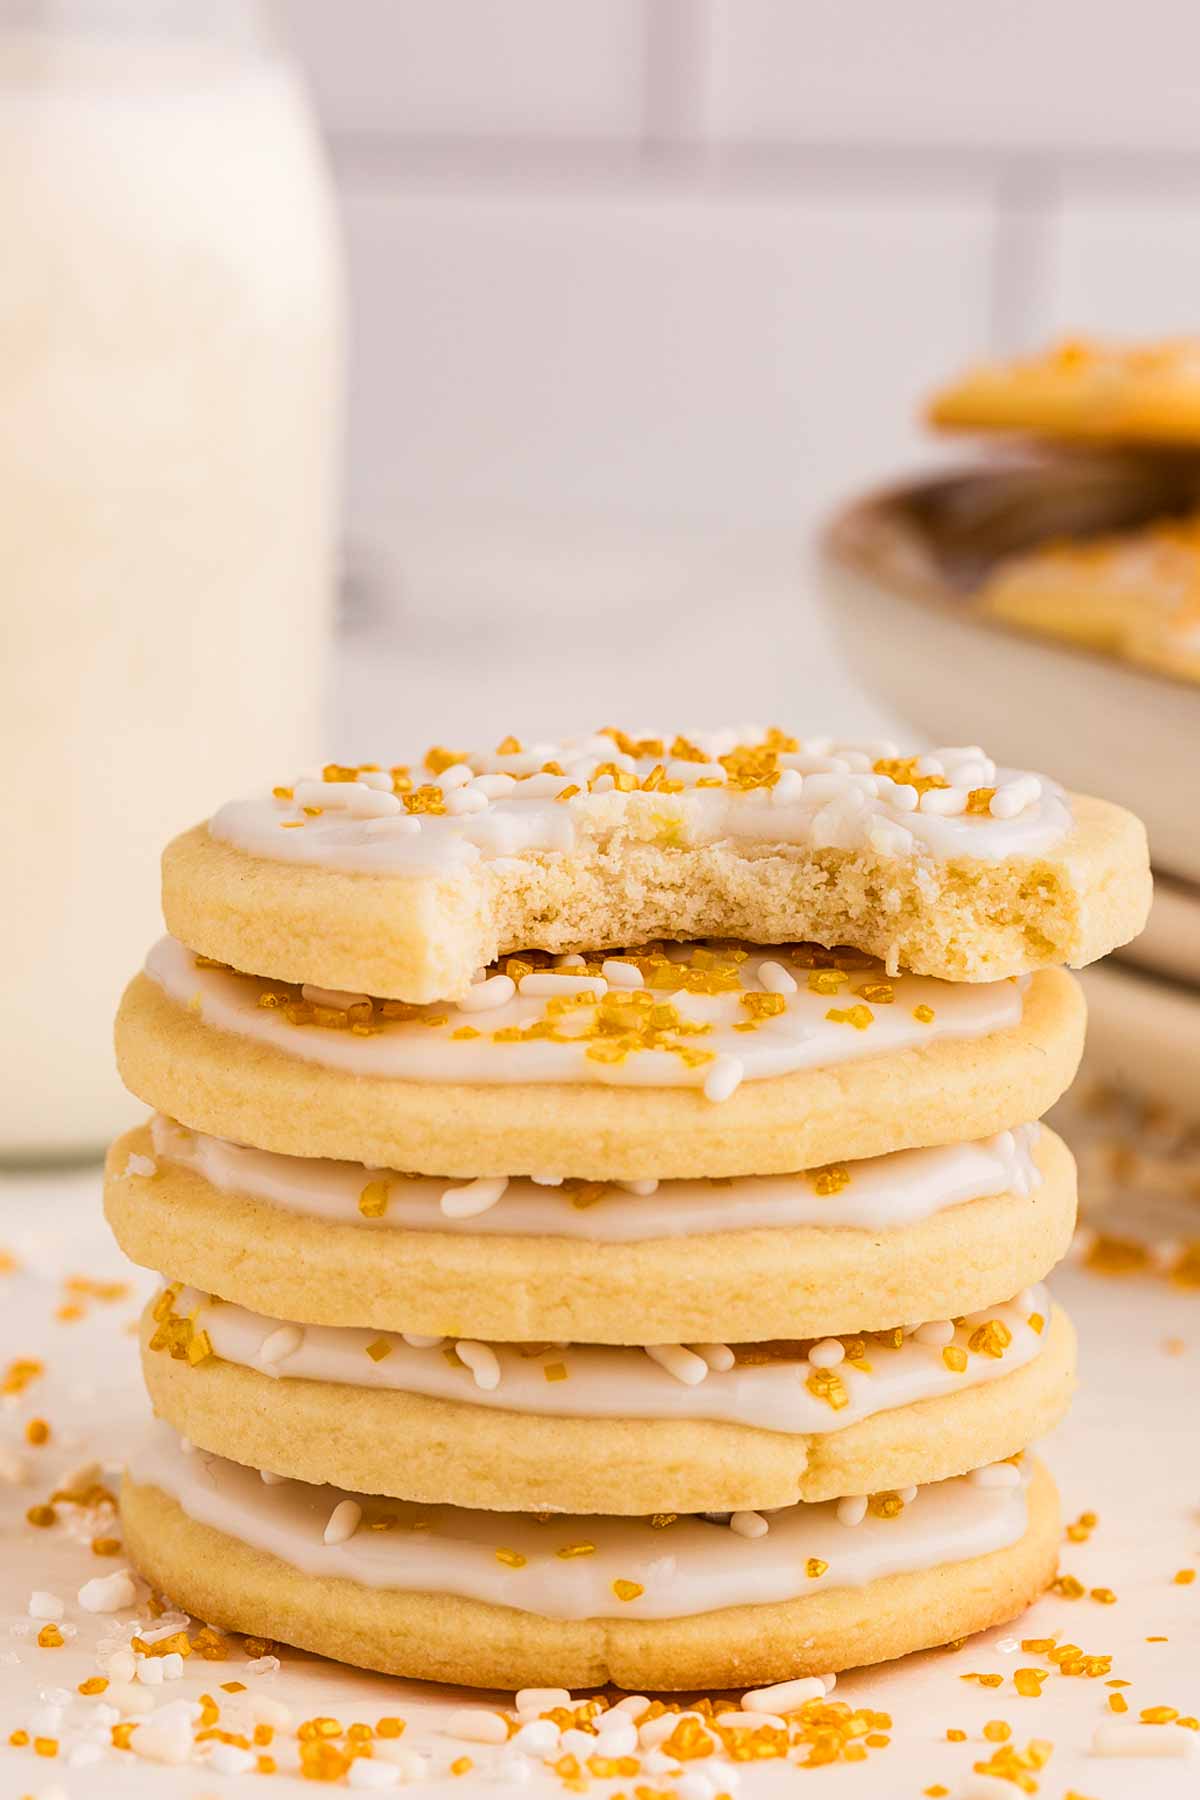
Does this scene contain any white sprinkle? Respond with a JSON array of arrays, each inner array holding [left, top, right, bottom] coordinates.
[[260, 1468, 286, 1484], [644, 1343, 709, 1386], [78, 1572, 137, 1614], [402, 1333, 443, 1349], [721, 1710, 786, 1729], [445, 1708, 509, 1744], [343, 786, 403, 818], [513, 1719, 561, 1756], [347, 1758, 402, 1788], [106, 1647, 137, 1681], [918, 784, 969, 815], [529, 1173, 563, 1186], [28, 1591, 64, 1621], [372, 1742, 429, 1777], [445, 787, 491, 815], [437, 763, 474, 790], [131, 1703, 200, 1765], [515, 1687, 571, 1712], [258, 1323, 304, 1368], [209, 1741, 258, 1775], [136, 1652, 163, 1684], [914, 1319, 956, 1347], [741, 1675, 826, 1712], [808, 1338, 845, 1369], [301, 982, 371, 1010], [472, 773, 516, 797], [455, 973, 516, 1013], [616, 1177, 659, 1195], [703, 1054, 744, 1103], [969, 1462, 1022, 1489], [836, 1494, 868, 1526], [602, 958, 644, 989], [757, 959, 797, 995], [1016, 1288, 1037, 1315], [246, 1695, 293, 1728], [456, 1340, 502, 1390], [160, 1651, 184, 1681], [771, 768, 804, 803], [123, 1152, 157, 1178], [729, 1511, 769, 1539], [323, 1498, 363, 1545], [294, 779, 355, 809], [898, 1485, 918, 1504], [689, 1342, 735, 1372], [1091, 1722, 1195, 1758], [612, 1695, 651, 1716], [640, 1710, 704, 1748], [440, 1176, 508, 1219], [354, 769, 394, 791], [592, 1716, 637, 1755], [561, 1727, 599, 1756], [556, 954, 587, 968], [518, 972, 607, 998]]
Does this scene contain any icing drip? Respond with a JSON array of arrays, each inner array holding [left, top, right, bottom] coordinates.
[[209, 730, 1072, 878], [144, 937, 1026, 1096], [129, 1424, 1031, 1621], [157, 1283, 1051, 1434], [148, 1116, 1043, 1240]]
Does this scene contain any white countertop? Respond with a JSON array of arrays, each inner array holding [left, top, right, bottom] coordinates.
[[1, 1129, 1197, 1800]]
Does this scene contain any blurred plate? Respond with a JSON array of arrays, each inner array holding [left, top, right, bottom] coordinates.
[[1117, 873, 1200, 987], [1080, 961, 1200, 1123], [820, 457, 1200, 880]]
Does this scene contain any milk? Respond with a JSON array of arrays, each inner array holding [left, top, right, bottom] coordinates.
[[0, 29, 343, 1158]]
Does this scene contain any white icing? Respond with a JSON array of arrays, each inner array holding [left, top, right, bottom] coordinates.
[[163, 1283, 1051, 1434], [210, 731, 1072, 877], [129, 1424, 1030, 1621], [149, 1116, 1042, 1239], [145, 936, 1025, 1095]]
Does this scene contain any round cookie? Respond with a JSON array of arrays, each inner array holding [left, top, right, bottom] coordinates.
[[119, 1456, 1060, 1691], [106, 1123, 1077, 1341], [928, 335, 1200, 446], [162, 788, 1148, 1002], [113, 965, 1084, 1179], [139, 1299, 1075, 1514]]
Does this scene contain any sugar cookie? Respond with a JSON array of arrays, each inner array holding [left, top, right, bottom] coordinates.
[[161, 730, 1148, 999], [105, 1122, 1076, 1342], [113, 963, 1084, 1178], [121, 1429, 1059, 1691]]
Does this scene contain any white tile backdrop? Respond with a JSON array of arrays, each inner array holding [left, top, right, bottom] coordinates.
[[277, 0, 1200, 742]]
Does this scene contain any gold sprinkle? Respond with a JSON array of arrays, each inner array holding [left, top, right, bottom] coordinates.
[[556, 1543, 596, 1559], [612, 1578, 644, 1602], [942, 1344, 968, 1373], [365, 1338, 393, 1363], [543, 1362, 568, 1382], [494, 1548, 526, 1568], [806, 1558, 828, 1578], [825, 1004, 874, 1030], [358, 1180, 389, 1219], [913, 1003, 935, 1024]]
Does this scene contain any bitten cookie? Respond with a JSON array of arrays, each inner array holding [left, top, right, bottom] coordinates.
[[161, 729, 1149, 1000]]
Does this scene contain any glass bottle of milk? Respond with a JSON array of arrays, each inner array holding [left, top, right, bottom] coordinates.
[[1, 3, 343, 1160]]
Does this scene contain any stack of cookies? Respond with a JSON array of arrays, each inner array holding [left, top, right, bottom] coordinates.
[[105, 727, 1149, 1690]]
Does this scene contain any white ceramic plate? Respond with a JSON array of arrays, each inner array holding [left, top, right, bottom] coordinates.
[[1079, 960, 1200, 1121], [820, 460, 1200, 881], [1118, 872, 1200, 986]]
